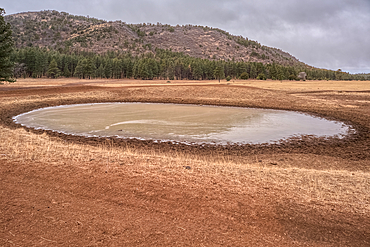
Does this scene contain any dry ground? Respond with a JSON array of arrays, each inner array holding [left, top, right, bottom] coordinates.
[[1, 78, 370, 246]]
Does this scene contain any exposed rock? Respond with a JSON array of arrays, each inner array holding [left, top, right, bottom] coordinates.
[[5, 10, 303, 66]]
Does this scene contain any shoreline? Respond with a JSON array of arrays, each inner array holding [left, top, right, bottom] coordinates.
[[1, 84, 369, 168], [11, 101, 355, 145]]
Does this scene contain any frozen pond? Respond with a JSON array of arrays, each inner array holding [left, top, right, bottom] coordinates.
[[13, 103, 352, 145]]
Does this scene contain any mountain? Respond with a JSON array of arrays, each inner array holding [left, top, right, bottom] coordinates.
[[5, 10, 304, 67]]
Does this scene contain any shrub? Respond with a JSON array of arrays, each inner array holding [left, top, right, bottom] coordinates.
[[226, 76, 231, 81], [239, 72, 249, 80], [257, 73, 266, 80]]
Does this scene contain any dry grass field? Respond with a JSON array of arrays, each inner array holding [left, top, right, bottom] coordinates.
[[1, 78, 370, 246]]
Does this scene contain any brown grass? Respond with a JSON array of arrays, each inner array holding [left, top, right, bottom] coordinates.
[[1, 124, 369, 207], [7, 77, 370, 92]]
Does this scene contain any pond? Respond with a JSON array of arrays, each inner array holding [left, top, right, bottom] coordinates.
[[13, 103, 352, 145]]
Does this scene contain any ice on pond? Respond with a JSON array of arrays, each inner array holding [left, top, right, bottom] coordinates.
[[13, 103, 352, 144]]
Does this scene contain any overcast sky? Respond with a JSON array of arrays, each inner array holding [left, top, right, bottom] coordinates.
[[2, 0, 370, 74]]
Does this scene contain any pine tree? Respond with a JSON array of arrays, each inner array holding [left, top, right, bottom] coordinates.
[[213, 65, 225, 82], [132, 61, 138, 79], [64, 65, 71, 77], [96, 63, 104, 78], [112, 58, 122, 79], [24, 48, 37, 77], [0, 8, 15, 83], [166, 61, 175, 80], [147, 58, 159, 79], [74, 60, 84, 78], [277, 67, 285, 81], [104, 59, 113, 78], [249, 64, 257, 79], [174, 59, 183, 80], [85, 58, 96, 79], [140, 61, 149, 79], [159, 60, 167, 79], [269, 63, 278, 80], [192, 61, 203, 80], [34, 51, 46, 78], [237, 62, 247, 78], [47, 59, 60, 78]]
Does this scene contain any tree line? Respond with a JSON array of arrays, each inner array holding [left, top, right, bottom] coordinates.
[[10, 46, 364, 81]]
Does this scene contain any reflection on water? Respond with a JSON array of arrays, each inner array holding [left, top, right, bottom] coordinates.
[[13, 103, 351, 144]]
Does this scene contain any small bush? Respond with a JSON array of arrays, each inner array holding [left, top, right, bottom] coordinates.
[[257, 73, 266, 80], [226, 76, 231, 81], [239, 72, 249, 80]]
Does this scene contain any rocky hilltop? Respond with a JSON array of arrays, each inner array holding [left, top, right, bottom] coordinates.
[[5, 10, 303, 66]]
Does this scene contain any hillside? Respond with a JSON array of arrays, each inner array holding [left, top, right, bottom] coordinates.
[[5, 10, 303, 67]]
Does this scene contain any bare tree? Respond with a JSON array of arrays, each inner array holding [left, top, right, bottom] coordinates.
[[13, 63, 26, 78], [298, 72, 307, 80]]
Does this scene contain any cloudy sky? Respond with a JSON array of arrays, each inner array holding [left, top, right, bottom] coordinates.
[[2, 0, 370, 74]]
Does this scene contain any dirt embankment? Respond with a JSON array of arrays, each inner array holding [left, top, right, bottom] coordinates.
[[1, 80, 370, 246]]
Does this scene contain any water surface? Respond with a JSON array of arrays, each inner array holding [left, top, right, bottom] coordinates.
[[13, 103, 351, 144]]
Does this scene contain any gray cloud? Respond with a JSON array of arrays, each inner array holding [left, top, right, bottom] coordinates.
[[2, 0, 370, 73]]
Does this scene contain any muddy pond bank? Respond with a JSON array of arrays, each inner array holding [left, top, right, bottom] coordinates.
[[1, 84, 370, 168]]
